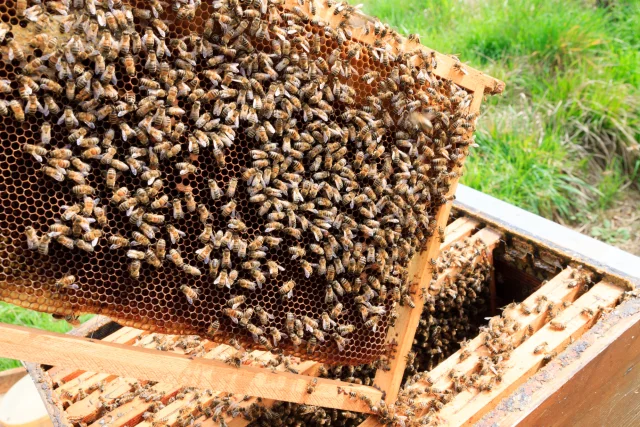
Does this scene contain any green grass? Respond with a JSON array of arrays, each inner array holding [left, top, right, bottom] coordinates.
[[361, 0, 640, 220], [0, 302, 92, 371]]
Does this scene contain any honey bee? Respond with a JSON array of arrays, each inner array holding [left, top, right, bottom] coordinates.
[[226, 178, 239, 198], [167, 249, 185, 269], [306, 336, 318, 354], [76, 239, 94, 253], [223, 307, 243, 324], [9, 100, 24, 122], [72, 185, 96, 197], [58, 107, 79, 129], [129, 260, 141, 279], [180, 285, 199, 305], [208, 179, 222, 200], [184, 191, 196, 212], [549, 320, 567, 330], [255, 305, 275, 326], [24, 226, 42, 250], [329, 303, 344, 320], [332, 333, 350, 352], [207, 320, 220, 337], [22, 144, 48, 163], [109, 234, 129, 250], [534, 342, 548, 355], [364, 315, 381, 332], [306, 377, 318, 394], [581, 307, 594, 318], [279, 280, 295, 299], [7, 39, 24, 62], [150, 194, 169, 210]]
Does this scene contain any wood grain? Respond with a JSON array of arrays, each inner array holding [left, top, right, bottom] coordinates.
[[0, 367, 27, 394], [441, 217, 480, 252], [372, 183, 460, 402], [478, 297, 640, 427], [439, 281, 625, 426], [0, 323, 378, 412]]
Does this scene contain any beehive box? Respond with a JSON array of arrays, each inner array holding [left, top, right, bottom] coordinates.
[[0, 0, 502, 366], [19, 203, 640, 426]]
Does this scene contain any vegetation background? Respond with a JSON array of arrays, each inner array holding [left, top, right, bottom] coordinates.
[[1, 0, 638, 371]]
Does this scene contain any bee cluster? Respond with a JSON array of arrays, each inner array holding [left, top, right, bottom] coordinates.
[[406, 238, 491, 375], [0, 0, 477, 364]]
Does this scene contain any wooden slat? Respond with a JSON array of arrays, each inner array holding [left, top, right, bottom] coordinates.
[[90, 382, 179, 427], [1, 324, 378, 413], [66, 377, 138, 423], [438, 280, 625, 426], [55, 327, 146, 402], [47, 327, 144, 386], [88, 342, 235, 427], [478, 298, 640, 427], [88, 342, 318, 427], [352, 268, 583, 427], [431, 228, 502, 296], [356, 274, 617, 427], [0, 367, 27, 394], [223, 359, 321, 427], [441, 218, 480, 252], [134, 350, 272, 427], [61, 330, 163, 415]]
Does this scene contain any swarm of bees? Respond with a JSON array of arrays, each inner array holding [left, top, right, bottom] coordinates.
[[2, 0, 478, 364]]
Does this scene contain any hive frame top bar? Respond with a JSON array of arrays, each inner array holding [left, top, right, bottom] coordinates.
[[281, 0, 505, 100]]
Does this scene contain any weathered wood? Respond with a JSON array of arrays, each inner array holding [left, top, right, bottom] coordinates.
[[0, 367, 27, 394], [0, 323, 378, 412], [439, 281, 625, 426], [477, 297, 640, 427]]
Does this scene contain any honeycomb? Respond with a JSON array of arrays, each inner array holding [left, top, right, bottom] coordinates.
[[0, 0, 478, 364]]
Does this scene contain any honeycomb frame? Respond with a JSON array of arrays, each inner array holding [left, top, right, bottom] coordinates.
[[0, 0, 503, 366]]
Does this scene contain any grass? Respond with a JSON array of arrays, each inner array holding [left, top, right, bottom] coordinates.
[[0, 302, 92, 371], [361, 0, 640, 221]]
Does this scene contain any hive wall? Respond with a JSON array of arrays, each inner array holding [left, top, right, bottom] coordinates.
[[0, 0, 477, 364]]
